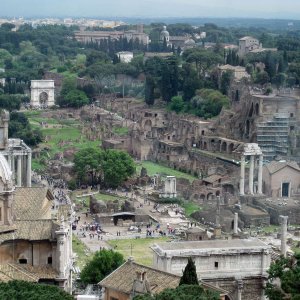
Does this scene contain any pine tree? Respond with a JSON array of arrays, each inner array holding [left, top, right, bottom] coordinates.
[[145, 76, 155, 105], [179, 257, 199, 286]]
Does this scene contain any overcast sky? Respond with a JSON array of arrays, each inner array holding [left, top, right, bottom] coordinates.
[[1, 0, 300, 19]]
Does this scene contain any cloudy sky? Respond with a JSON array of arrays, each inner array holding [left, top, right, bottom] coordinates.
[[1, 0, 299, 19]]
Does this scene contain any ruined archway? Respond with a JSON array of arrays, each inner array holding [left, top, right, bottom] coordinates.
[[223, 184, 235, 195], [207, 193, 214, 201], [39, 92, 49, 106], [144, 119, 152, 132], [245, 120, 250, 137], [228, 143, 234, 154], [255, 103, 259, 115], [248, 103, 254, 117], [203, 141, 208, 150], [221, 142, 227, 152]]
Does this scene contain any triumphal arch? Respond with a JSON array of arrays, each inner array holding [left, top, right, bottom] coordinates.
[[30, 80, 55, 107]]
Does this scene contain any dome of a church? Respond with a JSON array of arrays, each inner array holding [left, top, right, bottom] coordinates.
[[160, 26, 170, 40], [0, 153, 13, 191]]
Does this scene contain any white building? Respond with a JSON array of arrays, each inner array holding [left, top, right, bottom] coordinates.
[[151, 239, 271, 300], [30, 80, 55, 107], [218, 65, 250, 81], [117, 51, 134, 63], [238, 36, 262, 57]]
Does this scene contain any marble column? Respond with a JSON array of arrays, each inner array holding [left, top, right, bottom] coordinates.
[[237, 280, 244, 300], [17, 155, 22, 187], [7, 154, 11, 170], [234, 213, 238, 234], [26, 152, 32, 187], [249, 155, 254, 194], [258, 155, 263, 194], [240, 155, 245, 195], [281, 216, 288, 257], [11, 155, 15, 182]]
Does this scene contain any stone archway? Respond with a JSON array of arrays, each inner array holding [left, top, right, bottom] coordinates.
[[228, 143, 234, 154], [30, 80, 55, 107], [221, 142, 227, 153], [207, 193, 214, 201], [39, 91, 49, 106], [255, 103, 259, 115], [144, 119, 152, 132]]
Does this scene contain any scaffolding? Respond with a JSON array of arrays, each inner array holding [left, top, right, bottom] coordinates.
[[256, 114, 289, 161]]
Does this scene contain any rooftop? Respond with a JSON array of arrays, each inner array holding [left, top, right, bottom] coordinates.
[[99, 260, 180, 295], [151, 239, 270, 256], [0, 264, 58, 282], [14, 187, 54, 221], [265, 161, 300, 175]]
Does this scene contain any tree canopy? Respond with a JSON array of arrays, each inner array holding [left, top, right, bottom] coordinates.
[[0, 280, 73, 300], [265, 253, 300, 300], [8, 112, 43, 146], [80, 249, 124, 285], [133, 284, 220, 300], [73, 148, 135, 188], [179, 257, 199, 286]]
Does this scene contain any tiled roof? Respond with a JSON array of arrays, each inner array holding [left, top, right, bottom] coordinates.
[[202, 175, 222, 184], [0, 220, 54, 244], [265, 161, 300, 175], [0, 264, 58, 282], [99, 260, 180, 295], [14, 187, 54, 221]]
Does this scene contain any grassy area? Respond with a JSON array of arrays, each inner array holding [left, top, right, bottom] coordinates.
[[25, 111, 101, 171], [136, 161, 197, 182], [113, 127, 129, 136], [182, 202, 202, 216], [107, 237, 170, 266], [72, 234, 92, 269], [261, 225, 279, 233]]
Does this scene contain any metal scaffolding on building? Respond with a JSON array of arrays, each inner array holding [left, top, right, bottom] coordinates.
[[256, 114, 289, 161]]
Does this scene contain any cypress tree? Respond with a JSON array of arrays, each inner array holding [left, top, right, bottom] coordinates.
[[179, 257, 199, 286]]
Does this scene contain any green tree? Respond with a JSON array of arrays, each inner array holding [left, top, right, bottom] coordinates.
[[102, 149, 136, 188], [9, 112, 43, 146], [265, 254, 300, 300], [134, 284, 220, 300], [179, 257, 199, 286], [255, 71, 270, 85], [273, 73, 286, 89], [220, 71, 233, 95], [64, 89, 89, 108], [80, 249, 124, 285], [0, 280, 72, 300], [183, 48, 223, 80], [74, 148, 103, 186], [169, 96, 184, 113], [145, 76, 155, 105], [74, 148, 135, 188]]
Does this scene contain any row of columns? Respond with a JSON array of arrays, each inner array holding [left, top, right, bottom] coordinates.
[[240, 154, 263, 195], [7, 152, 31, 187]]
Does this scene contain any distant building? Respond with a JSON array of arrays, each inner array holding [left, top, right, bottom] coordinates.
[[75, 25, 149, 45], [263, 161, 300, 198], [218, 64, 250, 81], [117, 51, 134, 63], [238, 36, 262, 57], [159, 26, 196, 50], [238, 36, 277, 57]]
